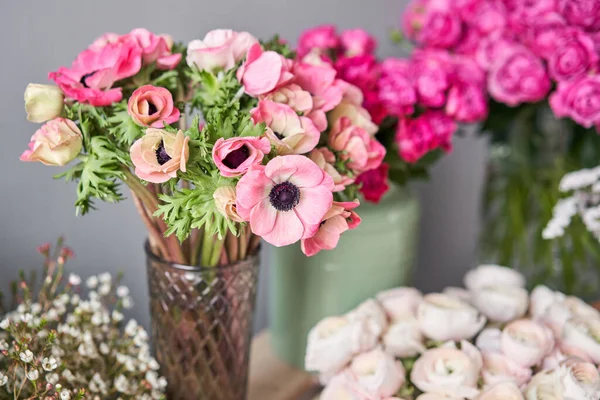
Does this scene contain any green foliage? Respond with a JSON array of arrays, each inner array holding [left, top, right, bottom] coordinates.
[[107, 102, 144, 145], [155, 171, 240, 242], [261, 34, 296, 59]]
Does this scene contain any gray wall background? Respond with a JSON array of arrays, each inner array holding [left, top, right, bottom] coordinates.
[[0, 0, 487, 331]]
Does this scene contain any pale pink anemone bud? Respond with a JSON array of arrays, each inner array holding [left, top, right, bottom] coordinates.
[[251, 100, 320, 155], [305, 316, 379, 378], [477, 382, 524, 400], [320, 371, 376, 400], [237, 43, 294, 97], [262, 83, 313, 115], [464, 265, 526, 291], [410, 341, 482, 399], [417, 293, 486, 342], [470, 285, 529, 323], [481, 351, 533, 387], [24, 84, 64, 123], [235, 155, 334, 247], [328, 117, 385, 175], [328, 101, 378, 136], [130, 128, 190, 183], [383, 315, 426, 358], [501, 319, 555, 368], [20, 118, 82, 166], [186, 29, 258, 72], [561, 317, 600, 364], [376, 287, 423, 321], [309, 148, 354, 192], [349, 348, 406, 398], [300, 200, 361, 257], [127, 85, 180, 128], [213, 186, 244, 223], [212, 136, 271, 177]]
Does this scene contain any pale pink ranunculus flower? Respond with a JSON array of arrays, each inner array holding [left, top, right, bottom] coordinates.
[[251, 100, 320, 155], [523, 369, 564, 400], [464, 265, 526, 291], [309, 148, 354, 192], [488, 43, 551, 107], [477, 382, 524, 400], [320, 371, 378, 400], [297, 25, 339, 59], [237, 43, 294, 97], [543, 346, 593, 370], [262, 83, 313, 115], [300, 200, 361, 257], [546, 28, 598, 82], [349, 348, 406, 398], [328, 118, 385, 175], [235, 155, 333, 247], [130, 128, 190, 184], [442, 287, 471, 303], [127, 85, 180, 128], [530, 285, 565, 320], [415, 394, 463, 400], [328, 101, 378, 136], [347, 299, 388, 338], [305, 316, 379, 377], [557, 0, 600, 32], [186, 29, 258, 72], [481, 351, 533, 388], [376, 287, 423, 321], [383, 315, 426, 358], [470, 285, 529, 323], [20, 118, 82, 166], [340, 29, 377, 57], [417, 293, 486, 342], [561, 317, 600, 364], [550, 75, 600, 128], [410, 343, 482, 399], [476, 328, 503, 354], [501, 319, 555, 368], [212, 136, 271, 178], [560, 357, 600, 398]]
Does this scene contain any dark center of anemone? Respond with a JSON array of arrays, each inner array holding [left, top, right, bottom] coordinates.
[[222, 145, 250, 169], [269, 181, 300, 212], [147, 101, 158, 115], [155, 141, 171, 165], [274, 131, 285, 140], [79, 71, 97, 88]]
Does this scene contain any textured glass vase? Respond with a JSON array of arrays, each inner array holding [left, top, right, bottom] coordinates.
[[269, 185, 420, 368], [145, 243, 260, 400]]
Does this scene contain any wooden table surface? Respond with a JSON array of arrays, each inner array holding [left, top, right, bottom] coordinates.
[[248, 331, 320, 400]]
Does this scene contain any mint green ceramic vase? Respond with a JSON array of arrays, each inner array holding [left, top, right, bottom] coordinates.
[[268, 184, 420, 368]]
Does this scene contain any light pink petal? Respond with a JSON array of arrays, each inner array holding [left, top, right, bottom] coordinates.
[[262, 210, 304, 247], [301, 237, 322, 256], [270, 156, 330, 188], [235, 165, 272, 210], [295, 185, 334, 227], [249, 199, 278, 236], [312, 215, 348, 249], [243, 51, 283, 95], [264, 156, 298, 184]]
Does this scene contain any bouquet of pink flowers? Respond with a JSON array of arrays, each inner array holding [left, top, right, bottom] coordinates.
[[19, 28, 386, 263], [305, 265, 600, 400]]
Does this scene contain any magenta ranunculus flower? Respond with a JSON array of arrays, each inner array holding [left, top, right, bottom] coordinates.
[[550, 75, 600, 128], [403, 0, 463, 49], [488, 44, 551, 106], [301, 200, 361, 256], [127, 85, 180, 128], [476, 35, 514, 71], [377, 58, 417, 117], [237, 44, 294, 97], [186, 29, 258, 73], [463, 0, 507, 35], [396, 111, 456, 163], [558, 0, 600, 32], [251, 100, 320, 155], [339, 29, 377, 57], [446, 82, 488, 123], [409, 50, 452, 108], [335, 55, 379, 93], [546, 28, 598, 82], [212, 136, 271, 177], [49, 39, 142, 106], [355, 163, 390, 204], [329, 117, 386, 174], [235, 155, 334, 247], [297, 25, 339, 58]]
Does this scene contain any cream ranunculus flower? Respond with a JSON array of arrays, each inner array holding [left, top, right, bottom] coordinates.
[[463, 265, 525, 291], [376, 287, 423, 321], [561, 317, 600, 364], [383, 315, 426, 358], [501, 319, 555, 368], [19, 118, 82, 166], [305, 316, 378, 377], [417, 293, 486, 342], [347, 299, 388, 338], [559, 357, 600, 399], [524, 369, 564, 400], [477, 382, 524, 400], [410, 341, 482, 399], [327, 101, 378, 136], [470, 285, 529, 323], [213, 186, 244, 223], [349, 348, 406, 398], [24, 84, 64, 123]]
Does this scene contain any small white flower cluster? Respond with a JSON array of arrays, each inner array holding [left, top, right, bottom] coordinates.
[[544, 167, 600, 240], [0, 262, 166, 399]]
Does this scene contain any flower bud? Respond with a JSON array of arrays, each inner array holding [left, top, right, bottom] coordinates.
[[24, 84, 64, 123]]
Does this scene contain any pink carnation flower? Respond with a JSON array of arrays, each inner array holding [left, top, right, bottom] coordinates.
[[301, 200, 361, 256], [237, 44, 294, 97], [396, 111, 456, 163], [212, 136, 271, 177], [355, 163, 390, 204], [550, 75, 600, 128], [49, 39, 142, 106], [236, 155, 334, 247], [127, 85, 180, 128], [297, 25, 339, 58], [339, 29, 377, 57], [329, 118, 386, 174], [251, 100, 320, 155]]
